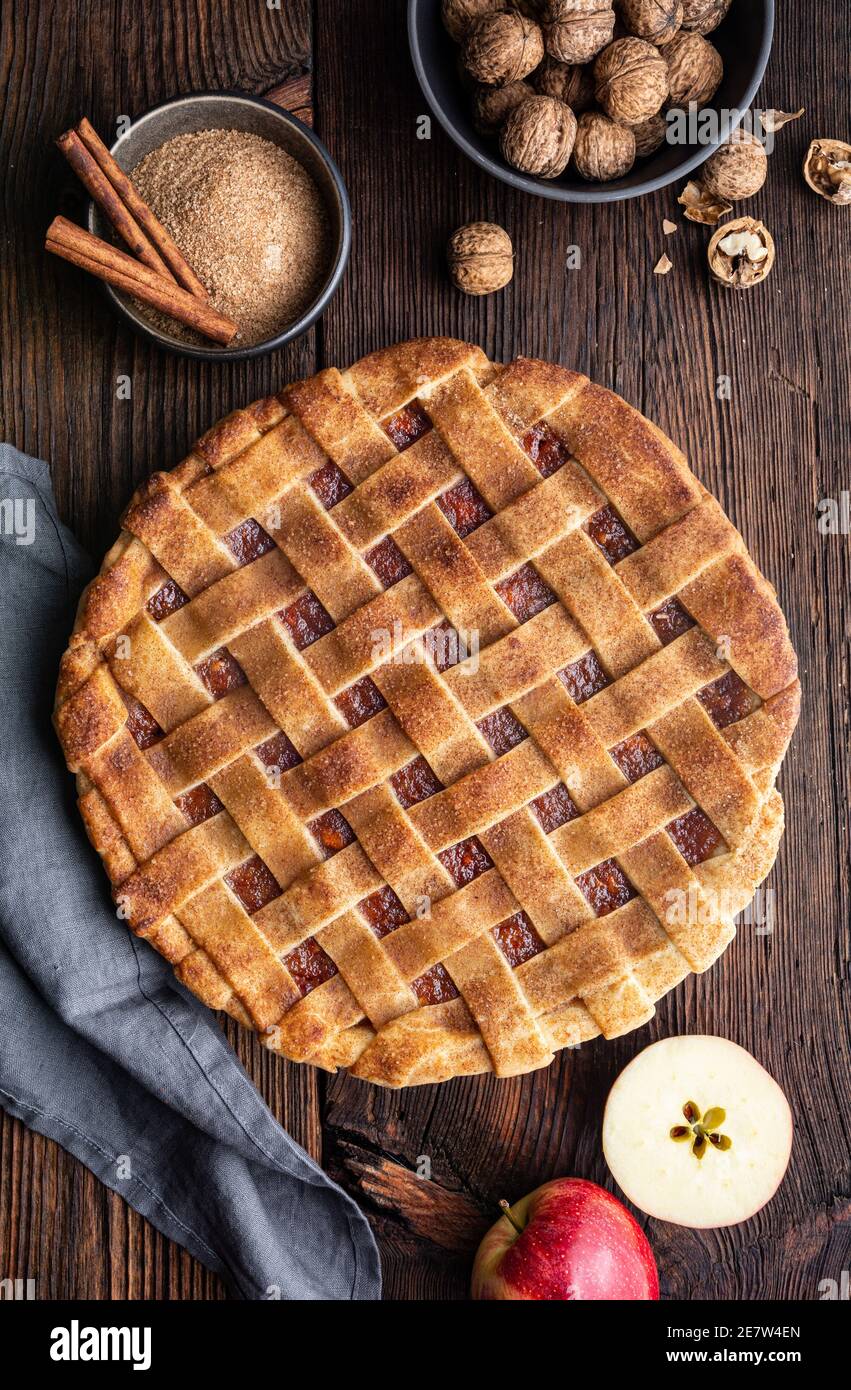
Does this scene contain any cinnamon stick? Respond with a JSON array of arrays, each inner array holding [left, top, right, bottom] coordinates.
[[56, 127, 174, 281], [75, 117, 208, 300], [45, 216, 237, 345]]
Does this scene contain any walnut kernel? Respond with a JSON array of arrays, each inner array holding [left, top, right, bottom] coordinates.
[[447, 222, 514, 294], [664, 30, 723, 107], [680, 0, 731, 35], [463, 11, 545, 85], [594, 37, 668, 125], [441, 0, 505, 43], [618, 0, 683, 45], [535, 54, 596, 110], [701, 128, 768, 201], [501, 94, 578, 176], [544, 0, 616, 65], [708, 217, 775, 289], [573, 110, 636, 179], [803, 138, 851, 206], [472, 80, 536, 133]]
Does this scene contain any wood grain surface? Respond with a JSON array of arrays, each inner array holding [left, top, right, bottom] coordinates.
[[1, 0, 849, 1302]]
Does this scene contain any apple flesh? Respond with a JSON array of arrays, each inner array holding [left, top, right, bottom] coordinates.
[[603, 1035, 793, 1229], [471, 1178, 659, 1300]]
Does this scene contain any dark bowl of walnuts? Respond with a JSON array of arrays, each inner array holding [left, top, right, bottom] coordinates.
[[408, 0, 775, 201]]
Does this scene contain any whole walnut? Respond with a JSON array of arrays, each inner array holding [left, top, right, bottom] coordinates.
[[463, 11, 545, 84], [632, 110, 668, 156], [447, 221, 514, 294], [701, 128, 768, 201], [535, 54, 596, 111], [573, 110, 636, 179], [544, 0, 616, 65], [501, 94, 578, 176], [680, 0, 731, 35], [664, 31, 723, 107], [472, 79, 535, 133], [594, 37, 668, 125], [618, 0, 683, 45], [441, 0, 505, 43]]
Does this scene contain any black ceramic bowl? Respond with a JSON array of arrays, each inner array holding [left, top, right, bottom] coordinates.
[[408, 0, 775, 202], [87, 92, 351, 360]]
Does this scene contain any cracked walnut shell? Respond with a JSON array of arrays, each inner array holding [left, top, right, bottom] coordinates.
[[544, 0, 616, 65], [535, 54, 596, 110], [664, 30, 723, 107], [702, 128, 768, 201], [594, 37, 668, 125], [803, 138, 851, 206], [441, 0, 505, 42], [618, 0, 683, 45], [463, 11, 545, 85], [708, 217, 775, 289], [447, 222, 514, 294], [680, 0, 731, 34], [573, 110, 636, 179], [501, 94, 578, 176]]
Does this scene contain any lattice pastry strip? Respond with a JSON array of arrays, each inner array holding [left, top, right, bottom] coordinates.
[[55, 340, 800, 1087]]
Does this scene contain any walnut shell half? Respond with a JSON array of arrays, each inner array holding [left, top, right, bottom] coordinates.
[[463, 11, 545, 85], [573, 110, 636, 179], [544, 0, 616, 65], [447, 221, 514, 294], [664, 30, 723, 107], [501, 94, 578, 176], [803, 138, 851, 206], [594, 36, 668, 125], [702, 128, 768, 201], [708, 217, 775, 289]]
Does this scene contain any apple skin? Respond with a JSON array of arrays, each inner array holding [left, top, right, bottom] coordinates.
[[471, 1178, 659, 1301]]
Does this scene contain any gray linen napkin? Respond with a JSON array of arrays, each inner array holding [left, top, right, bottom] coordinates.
[[0, 444, 381, 1301]]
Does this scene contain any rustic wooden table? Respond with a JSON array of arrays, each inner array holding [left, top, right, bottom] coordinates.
[[1, 0, 849, 1301]]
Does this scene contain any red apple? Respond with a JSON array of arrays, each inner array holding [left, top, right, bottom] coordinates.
[[471, 1178, 659, 1300]]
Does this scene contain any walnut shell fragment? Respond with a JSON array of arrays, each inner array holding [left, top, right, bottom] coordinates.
[[501, 94, 578, 176], [803, 138, 851, 206], [447, 221, 514, 294], [573, 110, 636, 179], [594, 37, 668, 125], [702, 128, 768, 201], [535, 54, 596, 110], [708, 217, 775, 289], [678, 178, 732, 224], [665, 30, 723, 107], [759, 108, 805, 134], [464, 11, 545, 85], [544, 0, 616, 65]]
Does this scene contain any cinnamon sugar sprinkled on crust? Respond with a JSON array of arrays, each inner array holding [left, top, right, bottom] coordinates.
[[130, 129, 330, 346]]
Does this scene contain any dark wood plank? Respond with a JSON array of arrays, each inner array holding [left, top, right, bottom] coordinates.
[[316, 0, 851, 1300], [0, 0, 317, 1302]]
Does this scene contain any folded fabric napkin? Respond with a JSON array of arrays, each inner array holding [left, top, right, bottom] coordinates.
[[0, 444, 381, 1301]]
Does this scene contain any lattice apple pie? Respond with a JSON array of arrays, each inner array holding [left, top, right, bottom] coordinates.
[[55, 339, 799, 1086]]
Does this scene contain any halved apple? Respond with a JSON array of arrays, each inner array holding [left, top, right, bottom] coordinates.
[[603, 1036, 792, 1229]]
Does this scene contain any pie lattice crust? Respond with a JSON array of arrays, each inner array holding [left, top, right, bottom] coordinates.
[[55, 339, 800, 1087]]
